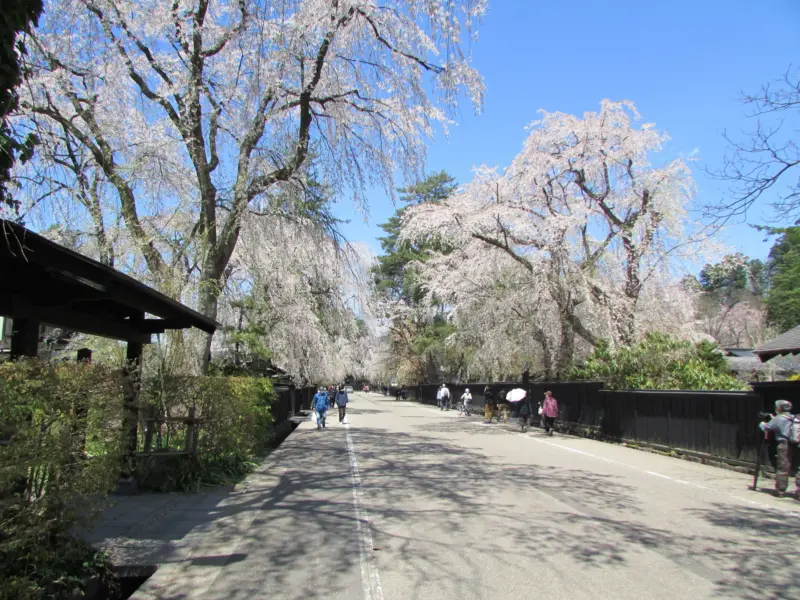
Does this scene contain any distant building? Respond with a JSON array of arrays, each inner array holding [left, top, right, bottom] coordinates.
[[723, 347, 799, 381], [0, 316, 74, 360], [754, 324, 800, 363]]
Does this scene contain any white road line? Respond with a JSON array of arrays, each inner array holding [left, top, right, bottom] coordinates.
[[465, 421, 799, 512], [345, 424, 384, 600]]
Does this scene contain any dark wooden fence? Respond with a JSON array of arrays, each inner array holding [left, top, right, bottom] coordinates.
[[598, 389, 764, 465], [273, 385, 317, 424], [400, 379, 800, 467]]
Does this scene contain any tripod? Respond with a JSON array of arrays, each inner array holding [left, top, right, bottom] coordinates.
[[751, 431, 770, 491]]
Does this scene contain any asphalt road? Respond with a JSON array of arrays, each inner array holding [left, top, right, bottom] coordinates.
[[188, 391, 800, 600]]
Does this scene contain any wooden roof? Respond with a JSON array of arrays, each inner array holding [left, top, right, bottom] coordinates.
[[1, 220, 217, 343], [754, 324, 800, 363]]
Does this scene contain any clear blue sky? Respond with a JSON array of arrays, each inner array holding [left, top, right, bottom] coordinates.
[[332, 0, 800, 265]]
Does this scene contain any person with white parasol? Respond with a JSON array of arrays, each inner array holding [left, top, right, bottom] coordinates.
[[507, 388, 533, 432]]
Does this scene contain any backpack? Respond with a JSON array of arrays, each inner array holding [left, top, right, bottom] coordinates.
[[314, 393, 328, 411], [790, 414, 800, 444]]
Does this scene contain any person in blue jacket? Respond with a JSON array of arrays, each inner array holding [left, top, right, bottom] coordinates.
[[335, 385, 349, 424], [313, 387, 329, 429]]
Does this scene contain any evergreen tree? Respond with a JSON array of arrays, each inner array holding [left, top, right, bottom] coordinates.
[[373, 171, 460, 381], [765, 226, 800, 332], [0, 0, 43, 213], [374, 170, 457, 301]]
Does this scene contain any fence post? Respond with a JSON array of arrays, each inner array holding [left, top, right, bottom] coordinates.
[[667, 405, 672, 448], [185, 406, 197, 454], [707, 401, 713, 455]]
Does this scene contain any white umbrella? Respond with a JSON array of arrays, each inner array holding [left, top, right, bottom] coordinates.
[[506, 388, 527, 402]]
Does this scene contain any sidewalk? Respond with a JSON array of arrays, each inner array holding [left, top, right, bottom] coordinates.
[[81, 414, 365, 599]]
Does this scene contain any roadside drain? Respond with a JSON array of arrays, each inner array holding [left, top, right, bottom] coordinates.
[[93, 565, 158, 600]]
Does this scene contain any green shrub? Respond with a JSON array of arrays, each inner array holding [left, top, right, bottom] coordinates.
[[136, 375, 276, 490], [0, 359, 123, 599], [0, 359, 282, 595], [570, 332, 748, 391]]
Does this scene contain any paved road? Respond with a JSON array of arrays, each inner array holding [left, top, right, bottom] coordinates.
[[130, 392, 800, 600]]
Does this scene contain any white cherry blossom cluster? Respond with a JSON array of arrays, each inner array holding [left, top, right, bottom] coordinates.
[[400, 100, 716, 375]]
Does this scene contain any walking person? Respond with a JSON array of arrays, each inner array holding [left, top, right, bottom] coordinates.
[[460, 388, 473, 416], [328, 386, 335, 409], [542, 390, 558, 435], [483, 386, 495, 423], [313, 387, 329, 429], [437, 384, 446, 410], [441, 384, 452, 410], [759, 399, 799, 499], [518, 392, 532, 432], [336, 385, 349, 424], [497, 387, 509, 423]]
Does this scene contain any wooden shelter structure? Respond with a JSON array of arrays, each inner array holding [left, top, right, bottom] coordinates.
[[1, 219, 217, 489]]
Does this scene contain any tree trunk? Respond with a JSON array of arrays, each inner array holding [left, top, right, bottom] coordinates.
[[198, 279, 220, 374], [533, 326, 553, 379], [555, 319, 575, 379]]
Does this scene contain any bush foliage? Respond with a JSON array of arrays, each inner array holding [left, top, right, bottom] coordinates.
[[1, 358, 280, 596], [0, 359, 123, 599], [136, 375, 276, 490], [570, 332, 748, 391]]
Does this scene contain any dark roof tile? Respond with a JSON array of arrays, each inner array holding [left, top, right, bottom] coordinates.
[[754, 325, 800, 362]]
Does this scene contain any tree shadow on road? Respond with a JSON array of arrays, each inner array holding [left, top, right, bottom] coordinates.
[[346, 407, 386, 415], [350, 422, 800, 599], [83, 418, 800, 599], [681, 502, 800, 599]]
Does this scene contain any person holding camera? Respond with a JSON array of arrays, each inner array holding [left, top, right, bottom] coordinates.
[[758, 399, 799, 499], [483, 386, 495, 423]]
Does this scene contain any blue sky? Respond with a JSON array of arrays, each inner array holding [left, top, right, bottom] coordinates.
[[332, 0, 799, 265]]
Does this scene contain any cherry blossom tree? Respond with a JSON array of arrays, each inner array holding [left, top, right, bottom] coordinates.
[[401, 100, 711, 376], [693, 252, 772, 348], [216, 206, 379, 382], [699, 301, 771, 348], [17, 0, 485, 368]]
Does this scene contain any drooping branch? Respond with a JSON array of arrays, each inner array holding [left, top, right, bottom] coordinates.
[[28, 100, 164, 274], [471, 232, 534, 273]]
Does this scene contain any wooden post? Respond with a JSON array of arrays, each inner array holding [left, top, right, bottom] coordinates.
[[74, 348, 93, 458], [118, 334, 143, 493], [10, 318, 40, 359], [289, 384, 296, 417]]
